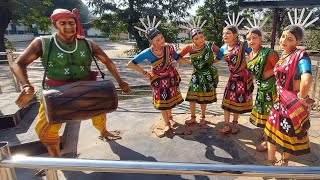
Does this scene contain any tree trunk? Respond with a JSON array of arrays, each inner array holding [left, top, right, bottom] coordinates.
[[0, 30, 6, 60], [0, 5, 12, 60], [127, 0, 148, 51]]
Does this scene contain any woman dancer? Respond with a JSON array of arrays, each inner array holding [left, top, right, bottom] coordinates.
[[265, 9, 317, 166], [128, 16, 191, 134], [179, 17, 220, 125], [245, 17, 279, 152], [215, 13, 253, 134]]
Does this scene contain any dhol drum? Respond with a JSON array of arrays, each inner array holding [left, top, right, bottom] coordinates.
[[42, 80, 118, 124]]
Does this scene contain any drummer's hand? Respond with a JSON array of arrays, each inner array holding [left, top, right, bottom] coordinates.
[[119, 81, 131, 94], [15, 86, 35, 108]]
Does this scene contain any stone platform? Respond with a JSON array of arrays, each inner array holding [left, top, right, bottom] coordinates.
[[0, 93, 68, 155]]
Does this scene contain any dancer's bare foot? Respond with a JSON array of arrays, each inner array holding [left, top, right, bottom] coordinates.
[[256, 141, 268, 152], [280, 158, 289, 166], [99, 130, 122, 141], [163, 123, 171, 133], [185, 115, 197, 125], [231, 121, 239, 134], [169, 116, 178, 128], [199, 115, 206, 126], [219, 124, 232, 135]]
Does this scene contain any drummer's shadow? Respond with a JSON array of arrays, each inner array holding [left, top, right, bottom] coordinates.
[[61, 140, 189, 180]]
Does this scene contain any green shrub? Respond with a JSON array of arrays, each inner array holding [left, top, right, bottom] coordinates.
[[305, 29, 320, 51], [4, 38, 16, 51]]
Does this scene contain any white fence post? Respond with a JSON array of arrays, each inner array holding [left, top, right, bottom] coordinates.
[[6, 50, 21, 92], [46, 169, 59, 180], [0, 142, 16, 180]]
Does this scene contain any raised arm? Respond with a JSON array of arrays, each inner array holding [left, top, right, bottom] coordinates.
[[89, 40, 131, 93], [177, 45, 192, 65], [127, 51, 152, 80]]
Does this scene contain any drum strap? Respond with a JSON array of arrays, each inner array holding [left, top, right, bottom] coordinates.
[[42, 37, 54, 89], [41, 38, 106, 89], [83, 40, 105, 80]]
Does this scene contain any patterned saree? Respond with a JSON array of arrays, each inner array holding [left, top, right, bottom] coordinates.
[[264, 50, 311, 156], [222, 41, 253, 114], [150, 45, 183, 110], [185, 42, 219, 104], [247, 47, 277, 128]]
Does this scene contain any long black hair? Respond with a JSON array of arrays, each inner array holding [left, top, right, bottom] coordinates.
[[146, 28, 162, 40], [283, 25, 304, 41]]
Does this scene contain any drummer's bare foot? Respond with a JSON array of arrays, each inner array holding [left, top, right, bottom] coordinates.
[[99, 130, 121, 141], [35, 169, 46, 176]]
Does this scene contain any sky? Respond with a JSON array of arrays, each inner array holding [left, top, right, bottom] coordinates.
[[81, 0, 205, 16], [190, 0, 205, 15]]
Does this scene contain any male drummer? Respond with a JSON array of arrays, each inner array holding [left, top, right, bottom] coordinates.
[[11, 8, 131, 169]]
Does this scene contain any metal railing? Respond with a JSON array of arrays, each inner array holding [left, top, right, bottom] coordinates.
[[1, 142, 320, 180]]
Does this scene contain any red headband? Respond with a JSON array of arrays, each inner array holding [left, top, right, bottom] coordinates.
[[50, 8, 84, 38]]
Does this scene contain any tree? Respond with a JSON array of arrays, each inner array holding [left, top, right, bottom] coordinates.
[[0, 0, 52, 58], [196, 0, 228, 46], [87, 0, 199, 50], [0, 0, 52, 60]]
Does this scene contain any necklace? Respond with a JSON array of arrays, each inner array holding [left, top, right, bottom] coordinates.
[[227, 44, 235, 51], [281, 49, 296, 60], [193, 44, 204, 51], [54, 34, 78, 54], [151, 46, 163, 57], [250, 47, 261, 60], [277, 49, 296, 65]]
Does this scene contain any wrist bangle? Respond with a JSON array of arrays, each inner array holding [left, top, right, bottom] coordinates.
[[21, 84, 33, 89], [297, 92, 308, 101]]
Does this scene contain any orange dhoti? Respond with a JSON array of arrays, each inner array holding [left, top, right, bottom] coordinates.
[[35, 101, 107, 157]]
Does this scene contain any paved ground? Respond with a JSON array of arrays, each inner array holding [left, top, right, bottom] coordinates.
[[1, 40, 320, 179]]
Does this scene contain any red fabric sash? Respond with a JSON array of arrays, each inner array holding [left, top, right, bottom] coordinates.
[[45, 71, 98, 87], [277, 50, 310, 135]]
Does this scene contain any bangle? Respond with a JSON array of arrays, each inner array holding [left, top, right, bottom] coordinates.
[[21, 84, 34, 89], [297, 92, 308, 101], [141, 71, 148, 75]]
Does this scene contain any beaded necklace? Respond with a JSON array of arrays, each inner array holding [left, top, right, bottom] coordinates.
[[54, 33, 78, 54]]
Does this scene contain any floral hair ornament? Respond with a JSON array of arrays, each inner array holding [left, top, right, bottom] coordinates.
[[180, 16, 207, 38], [225, 12, 245, 27], [134, 16, 162, 40], [285, 8, 319, 41], [287, 8, 319, 28]]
